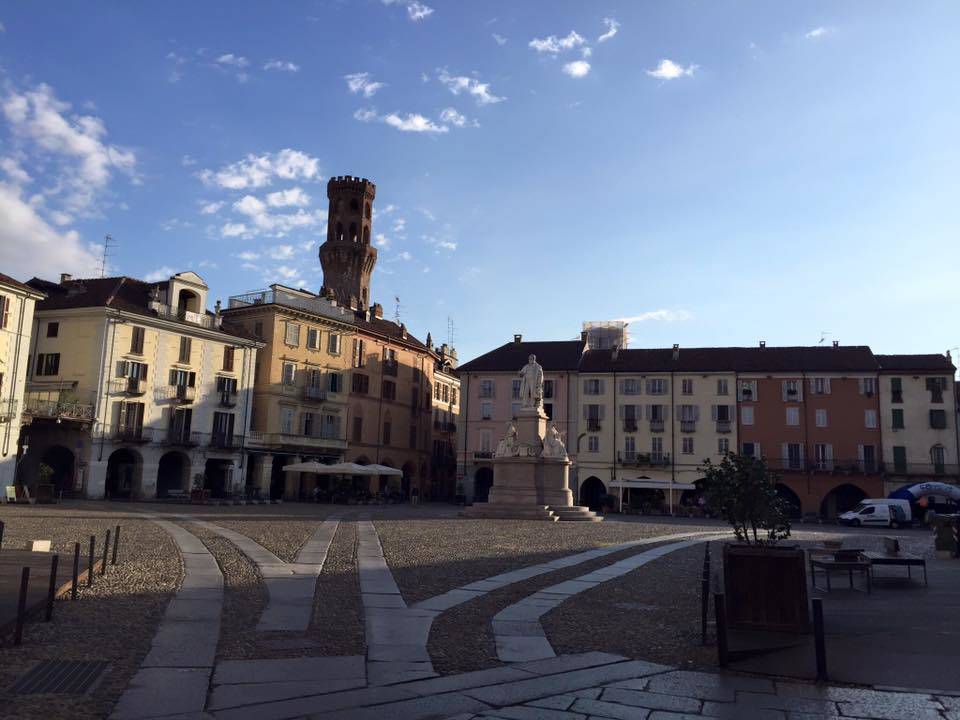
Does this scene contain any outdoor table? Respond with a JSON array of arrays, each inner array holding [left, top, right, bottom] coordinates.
[[810, 556, 872, 593]]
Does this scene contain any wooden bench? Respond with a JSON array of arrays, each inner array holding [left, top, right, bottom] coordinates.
[[862, 537, 928, 586], [164, 490, 188, 502]]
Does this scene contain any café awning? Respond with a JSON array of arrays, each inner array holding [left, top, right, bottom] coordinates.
[[610, 478, 697, 491]]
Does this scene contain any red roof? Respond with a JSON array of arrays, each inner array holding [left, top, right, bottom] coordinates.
[[0, 272, 44, 296]]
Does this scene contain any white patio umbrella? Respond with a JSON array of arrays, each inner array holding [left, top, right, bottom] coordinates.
[[283, 461, 357, 474], [365, 464, 403, 477]]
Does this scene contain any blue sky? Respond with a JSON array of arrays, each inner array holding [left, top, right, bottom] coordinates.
[[1, 1, 958, 363]]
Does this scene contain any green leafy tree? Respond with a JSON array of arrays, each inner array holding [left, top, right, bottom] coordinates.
[[700, 453, 791, 545]]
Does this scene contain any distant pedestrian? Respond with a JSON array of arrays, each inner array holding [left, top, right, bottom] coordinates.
[[411, 486, 420, 506]]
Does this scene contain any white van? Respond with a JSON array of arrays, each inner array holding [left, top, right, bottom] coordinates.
[[839, 499, 912, 528]]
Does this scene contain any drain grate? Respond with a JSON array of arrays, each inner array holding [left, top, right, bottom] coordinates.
[[12, 660, 109, 695]]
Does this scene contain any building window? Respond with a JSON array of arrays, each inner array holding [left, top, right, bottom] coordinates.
[[382, 380, 396, 401], [442, 384, 449, 402], [35, 353, 61, 376], [584, 378, 604, 395], [742, 442, 758, 458], [859, 377, 875, 396], [864, 409, 878, 429], [480, 431, 492, 454], [814, 443, 833, 470], [892, 408, 904, 429], [328, 372, 342, 393], [646, 378, 666, 395], [328, 333, 341, 355], [786, 407, 800, 426], [451, 388, 458, 405], [621, 378, 640, 395], [352, 373, 369, 394], [651, 436, 664, 461], [931, 445, 946, 472], [717, 378, 729, 396], [303, 412, 315, 437], [382, 421, 392, 445], [280, 407, 295, 434], [307, 328, 320, 350], [785, 443, 804, 470], [282, 362, 296, 386], [223, 346, 235, 372], [890, 377, 903, 403], [434, 383, 442, 400], [352, 338, 366, 367], [481, 401, 493, 420], [815, 409, 828, 427], [682, 437, 694, 454], [681, 378, 693, 395], [718, 438, 730, 454], [544, 402, 553, 420], [253, 321, 264, 339], [543, 380, 554, 399], [587, 436, 599, 453], [216, 375, 237, 396], [510, 402, 521, 418], [0, 295, 9, 328], [285, 322, 301, 346], [927, 377, 946, 403], [178, 337, 192, 363], [585, 403, 603, 431], [741, 406, 754, 426], [624, 436, 636, 460], [738, 380, 757, 401], [352, 416, 363, 442], [382, 348, 398, 376], [479, 379, 495, 398], [930, 409, 948, 429], [811, 377, 831, 395], [130, 326, 145, 354], [46, 321, 59, 338], [782, 380, 801, 401], [511, 379, 521, 400], [892, 446, 907, 473], [169, 368, 195, 387]]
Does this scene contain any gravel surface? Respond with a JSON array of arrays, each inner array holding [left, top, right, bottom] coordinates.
[[428, 536, 704, 675], [0, 507, 180, 720], [213, 519, 320, 562], [377, 519, 722, 604]]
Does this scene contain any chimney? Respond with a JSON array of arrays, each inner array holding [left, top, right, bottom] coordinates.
[[759, 340, 766, 349], [400, 323, 408, 340], [612, 345, 619, 361], [672, 343, 679, 361], [372, 303, 383, 319], [60, 273, 72, 284], [513, 334, 522, 344], [832, 340, 839, 348], [580, 330, 589, 345]]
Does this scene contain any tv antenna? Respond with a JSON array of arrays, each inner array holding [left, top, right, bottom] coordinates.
[[818, 331, 831, 345], [447, 316, 456, 347], [98, 234, 116, 278], [394, 295, 402, 325]]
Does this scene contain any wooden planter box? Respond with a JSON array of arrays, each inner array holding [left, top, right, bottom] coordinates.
[[723, 543, 810, 633]]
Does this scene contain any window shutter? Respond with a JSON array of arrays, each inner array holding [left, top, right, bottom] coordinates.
[[857, 444, 864, 462], [858, 378, 865, 394], [781, 443, 789, 464], [662, 404, 669, 420], [711, 405, 717, 421], [598, 404, 605, 420], [781, 381, 788, 401], [169, 369, 177, 385], [809, 378, 817, 392], [582, 404, 589, 420], [188, 372, 196, 387], [139, 363, 148, 380], [644, 404, 651, 420], [694, 406, 700, 421], [729, 404, 736, 422], [118, 402, 128, 430], [117, 360, 127, 377], [598, 379, 605, 394], [824, 378, 831, 394], [618, 379, 624, 394], [825, 444, 833, 461]]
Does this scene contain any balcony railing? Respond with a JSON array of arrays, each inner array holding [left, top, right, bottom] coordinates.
[[623, 419, 638, 433], [155, 385, 196, 403], [219, 391, 238, 408], [165, 429, 200, 446], [716, 420, 732, 433], [0, 400, 19, 422], [680, 420, 696, 433], [23, 395, 95, 421], [246, 430, 347, 449], [209, 433, 243, 449], [649, 419, 665, 433], [474, 451, 493, 459], [619, 451, 671, 467], [303, 386, 327, 402], [587, 418, 602, 432], [111, 378, 146, 396], [886, 462, 959, 477], [114, 426, 153, 443], [148, 301, 217, 328], [227, 288, 355, 323]]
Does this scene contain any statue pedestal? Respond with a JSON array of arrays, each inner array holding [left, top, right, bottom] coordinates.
[[463, 406, 601, 522]]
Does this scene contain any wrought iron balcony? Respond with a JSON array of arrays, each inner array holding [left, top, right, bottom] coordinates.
[[618, 451, 671, 467], [623, 419, 638, 433], [649, 419, 665, 433], [23, 395, 95, 422], [219, 391, 238, 408], [716, 420, 732, 433], [165, 429, 200, 447], [209, 433, 243, 449], [114, 426, 153, 443], [474, 451, 493, 459], [0, 400, 19, 423], [680, 420, 697, 433], [112, 377, 146, 396], [587, 418, 602, 432], [303, 386, 327, 402]]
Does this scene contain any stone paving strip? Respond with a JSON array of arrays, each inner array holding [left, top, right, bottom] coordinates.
[[493, 537, 710, 663], [189, 517, 339, 632], [110, 519, 223, 720]]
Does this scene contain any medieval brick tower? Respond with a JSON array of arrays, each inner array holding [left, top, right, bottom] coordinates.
[[319, 175, 377, 310]]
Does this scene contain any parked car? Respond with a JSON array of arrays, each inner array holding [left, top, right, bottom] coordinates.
[[839, 499, 912, 528]]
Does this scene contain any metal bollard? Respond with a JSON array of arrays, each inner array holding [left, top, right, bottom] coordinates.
[[112, 525, 121, 565], [714, 593, 729, 667], [701, 573, 710, 645], [14, 567, 30, 645], [45, 554, 59, 621], [72, 542, 80, 600], [101, 529, 111, 576], [88, 535, 96, 588], [813, 598, 828, 681]]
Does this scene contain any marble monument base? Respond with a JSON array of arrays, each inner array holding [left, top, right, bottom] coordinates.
[[463, 407, 601, 522]]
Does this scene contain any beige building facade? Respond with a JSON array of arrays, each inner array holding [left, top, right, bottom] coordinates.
[[0, 273, 44, 492], [19, 272, 261, 499]]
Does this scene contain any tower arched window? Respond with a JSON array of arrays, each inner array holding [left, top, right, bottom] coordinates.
[[349, 223, 358, 242], [365, 202, 372, 219], [336, 223, 344, 242], [350, 198, 359, 212], [362, 226, 370, 244]]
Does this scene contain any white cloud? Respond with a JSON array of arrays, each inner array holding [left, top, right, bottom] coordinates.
[[344, 72, 386, 98], [384, 112, 448, 133], [181, 154, 197, 167], [615, 309, 693, 324], [353, 107, 379, 122], [197, 259, 218, 269], [397, 250, 413, 261], [419, 208, 436, 222], [199, 149, 321, 190], [0, 21, 5, 33], [382, 0, 433, 21], [0, 181, 101, 279], [805, 26, 834, 40], [562, 60, 591, 78], [436, 240, 456, 251], [231, 193, 326, 234], [529, 31, 585, 54], [267, 244, 295, 260], [221, 222, 248, 237], [0, 157, 31, 185], [215, 53, 249, 68], [598, 18, 620, 43], [646, 59, 698, 80], [266, 187, 310, 207], [374, 232, 390, 249], [581, 47, 593, 58], [200, 200, 224, 214], [437, 70, 504, 106], [1, 82, 137, 215], [233, 194, 266, 216], [492, 33, 507, 46], [264, 59, 300, 72], [144, 266, 178, 282], [393, 217, 407, 233], [439, 107, 477, 128], [236, 250, 260, 261]]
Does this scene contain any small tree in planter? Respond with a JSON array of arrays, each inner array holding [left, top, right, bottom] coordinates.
[[191, 472, 206, 502], [701, 453, 809, 633]]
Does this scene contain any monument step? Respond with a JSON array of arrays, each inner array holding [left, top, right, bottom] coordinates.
[[460, 506, 559, 521], [547, 506, 604, 523]]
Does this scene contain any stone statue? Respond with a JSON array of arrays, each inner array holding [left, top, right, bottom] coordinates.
[[495, 421, 518, 457], [542, 424, 568, 460], [518, 354, 544, 409]]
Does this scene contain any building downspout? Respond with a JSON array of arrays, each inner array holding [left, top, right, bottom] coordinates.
[[2, 294, 28, 459], [97, 315, 119, 463], [669, 370, 676, 515], [374, 345, 385, 464], [612, 368, 618, 510], [460, 373, 469, 500], [801, 371, 810, 498], [238, 345, 251, 472]]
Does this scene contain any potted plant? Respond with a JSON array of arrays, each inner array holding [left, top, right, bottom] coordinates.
[[701, 453, 809, 633], [190, 473, 205, 502], [599, 493, 618, 513]]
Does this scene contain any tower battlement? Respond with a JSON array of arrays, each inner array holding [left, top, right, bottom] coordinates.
[[327, 176, 376, 198]]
